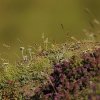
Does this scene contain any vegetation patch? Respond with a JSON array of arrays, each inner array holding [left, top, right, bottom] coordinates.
[[0, 40, 99, 99]]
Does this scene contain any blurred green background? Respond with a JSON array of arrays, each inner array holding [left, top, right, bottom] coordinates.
[[0, 0, 100, 62]]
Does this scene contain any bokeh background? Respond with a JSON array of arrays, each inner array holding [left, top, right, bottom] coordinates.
[[0, 0, 100, 62]]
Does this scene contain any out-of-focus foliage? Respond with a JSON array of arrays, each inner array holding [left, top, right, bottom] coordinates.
[[0, 0, 100, 61]]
